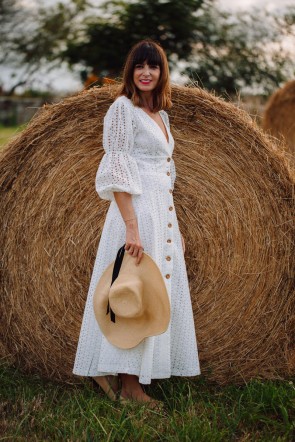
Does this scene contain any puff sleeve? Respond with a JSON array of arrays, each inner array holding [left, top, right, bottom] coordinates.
[[95, 97, 143, 202]]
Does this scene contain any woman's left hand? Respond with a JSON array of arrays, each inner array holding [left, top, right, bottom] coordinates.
[[181, 233, 185, 254]]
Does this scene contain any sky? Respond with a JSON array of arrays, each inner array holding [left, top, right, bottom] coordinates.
[[4, 0, 295, 93], [20, 0, 295, 9], [219, 0, 294, 10]]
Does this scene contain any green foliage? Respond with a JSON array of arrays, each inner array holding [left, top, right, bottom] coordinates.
[[63, 0, 213, 76], [1, 0, 295, 95], [0, 0, 88, 94], [184, 7, 295, 95], [0, 362, 294, 440], [62, 0, 295, 95]]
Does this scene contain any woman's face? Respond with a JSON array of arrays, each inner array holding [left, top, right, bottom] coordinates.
[[133, 61, 161, 94]]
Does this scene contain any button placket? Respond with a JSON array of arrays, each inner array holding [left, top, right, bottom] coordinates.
[[165, 155, 173, 282]]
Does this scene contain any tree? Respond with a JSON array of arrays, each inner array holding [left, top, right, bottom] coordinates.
[[63, 0, 295, 95], [63, 0, 215, 77], [1, 0, 294, 95], [0, 0, 89, 94], [184, 6, 295, 95]]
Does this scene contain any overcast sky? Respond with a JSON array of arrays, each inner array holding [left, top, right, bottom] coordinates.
[[21, 0, 295, 12], [219, 0, 295, 10]]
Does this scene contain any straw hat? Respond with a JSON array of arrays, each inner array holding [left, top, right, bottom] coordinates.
[[93, 245, 171, 349]]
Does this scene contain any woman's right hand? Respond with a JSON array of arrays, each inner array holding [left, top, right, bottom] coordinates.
[[125, 218, 144, 266], [112, 192, 144, 265]]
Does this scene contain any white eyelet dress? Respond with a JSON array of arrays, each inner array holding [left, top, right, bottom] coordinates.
[[72, 95, 201, 384]]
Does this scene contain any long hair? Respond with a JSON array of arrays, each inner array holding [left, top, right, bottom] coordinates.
[[116, 39, 172, 111]]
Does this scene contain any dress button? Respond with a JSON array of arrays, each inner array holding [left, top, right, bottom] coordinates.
[[166, 256, 171, 261], [167, 239, 172, 243], [167, 157, 171, 162], [165, 274, 170, 279], [167, 171, 170, 176], [169, 206, 173, 211], [168, 223, 172, 228]]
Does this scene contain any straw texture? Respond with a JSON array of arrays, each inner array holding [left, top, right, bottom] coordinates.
[[263, 80, 295, 167], [0, 84, 294, 385]]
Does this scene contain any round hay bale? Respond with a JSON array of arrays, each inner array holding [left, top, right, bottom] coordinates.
[[0, 84, 294, 385], [262, 80, 295, 167]]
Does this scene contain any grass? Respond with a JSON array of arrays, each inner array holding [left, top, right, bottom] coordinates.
[[0, 124, 294, 440], [0, 362, 294, 441], [0, 125, 25, 150]]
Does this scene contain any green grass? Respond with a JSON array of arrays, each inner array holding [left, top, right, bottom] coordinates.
[[0, 362, 294, 441], [0, 125, 25, 150], [0, 122, 294, 440]]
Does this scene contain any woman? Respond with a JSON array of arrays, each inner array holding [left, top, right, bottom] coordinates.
[[73, 39, 201, 406]]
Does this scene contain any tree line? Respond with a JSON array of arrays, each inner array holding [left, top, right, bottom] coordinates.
[[1, 0, 294, 96]]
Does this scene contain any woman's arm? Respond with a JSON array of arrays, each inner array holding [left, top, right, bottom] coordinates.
[[114, 191, 144, 265]]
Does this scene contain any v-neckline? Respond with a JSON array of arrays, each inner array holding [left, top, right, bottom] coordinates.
[[137, 107, 170, 145]]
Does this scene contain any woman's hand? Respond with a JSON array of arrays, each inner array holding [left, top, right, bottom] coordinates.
[[125, 218, 144, 265], [112, 192, 144, 266], [181, 233, 186, 254]]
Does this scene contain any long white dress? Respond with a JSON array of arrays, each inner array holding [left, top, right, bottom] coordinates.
[[72, 95, 201, 384]]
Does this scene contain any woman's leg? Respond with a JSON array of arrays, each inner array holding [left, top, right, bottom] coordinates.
[[92, 373, 163, 407], [92, 375, 120, 400], [119, 373, 157, 402]]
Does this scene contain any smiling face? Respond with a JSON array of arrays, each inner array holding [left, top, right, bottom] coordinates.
[[133, 61, 161, 95], [119, 40, 171, 112]]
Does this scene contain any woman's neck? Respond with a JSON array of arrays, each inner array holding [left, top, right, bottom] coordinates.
[[140, 93, 154, 113]]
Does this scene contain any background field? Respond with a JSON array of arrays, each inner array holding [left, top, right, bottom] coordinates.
[[0, 126, 29, 152], [0, 126, 20, 149]]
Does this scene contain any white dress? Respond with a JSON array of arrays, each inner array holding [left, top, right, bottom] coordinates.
[[72, 95, 201, 384]]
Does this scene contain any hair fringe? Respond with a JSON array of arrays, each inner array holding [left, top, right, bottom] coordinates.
[[115, 39, 172, 111]]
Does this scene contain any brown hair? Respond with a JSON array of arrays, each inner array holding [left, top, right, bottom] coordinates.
[[116, 39, 172, 111]]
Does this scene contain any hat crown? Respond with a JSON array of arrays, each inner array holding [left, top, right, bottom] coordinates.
[[109, 275, 144, 318]]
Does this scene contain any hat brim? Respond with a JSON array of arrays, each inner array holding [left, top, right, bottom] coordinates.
[[93, 251, 171, 349]]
